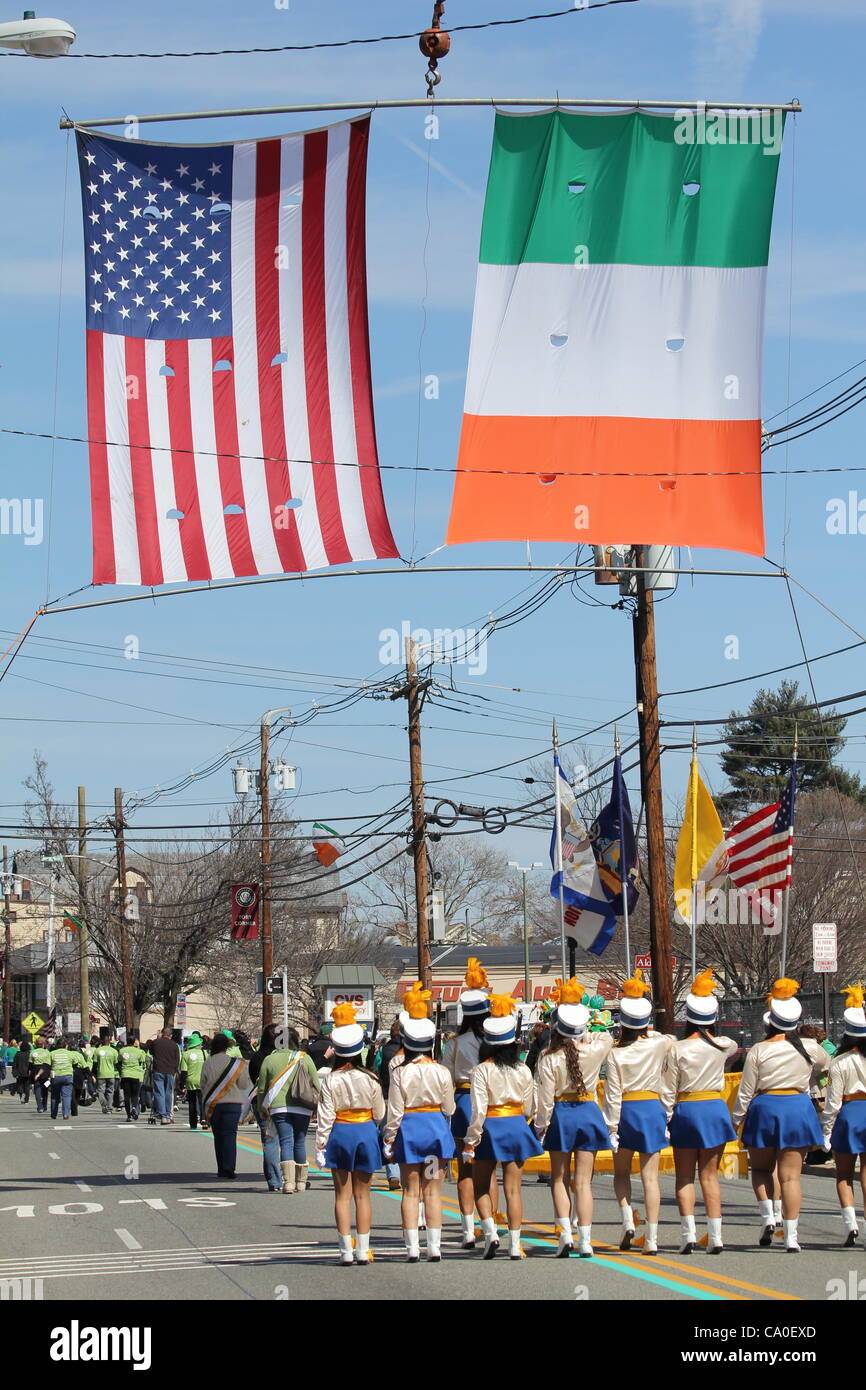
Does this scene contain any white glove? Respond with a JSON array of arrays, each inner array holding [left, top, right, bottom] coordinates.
[[462, 1148, 475, 1163], [382, 1143, 394, 1162], [823, 1135, 833, 1152], [315, 1149, 328, 1169], [607, 1129, 619, 1153]]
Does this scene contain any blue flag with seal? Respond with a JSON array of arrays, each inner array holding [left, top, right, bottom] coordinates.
[[592, 754, 640, 915], [550, 756, 616, 956]]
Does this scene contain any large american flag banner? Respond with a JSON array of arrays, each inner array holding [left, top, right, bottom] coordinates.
[[76, 118, 398, 585], [722, 762, 797, 909]]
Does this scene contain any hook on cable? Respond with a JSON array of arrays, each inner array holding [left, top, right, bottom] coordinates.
[[419, 1, 449, 98]]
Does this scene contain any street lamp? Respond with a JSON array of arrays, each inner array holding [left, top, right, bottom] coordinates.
[[0, 11, 75, 56], [508, 861, 543, 1011]]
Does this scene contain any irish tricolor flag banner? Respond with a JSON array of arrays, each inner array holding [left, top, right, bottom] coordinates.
[[446, 109, 785, 556]]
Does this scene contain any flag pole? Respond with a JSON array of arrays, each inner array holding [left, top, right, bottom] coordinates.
[[690, 725, 698, 977], [780, 722, 798, 976], [615, 725, 632, 978], [553, 718, 567, 981]]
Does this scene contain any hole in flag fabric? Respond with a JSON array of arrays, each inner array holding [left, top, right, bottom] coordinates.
[[280, 498, 302, 509], [223, 503, 244, 515], [567, 180, 587, 194], [659, 479, 677, 491], [537, 474, 557, 485], [210, 202, 231, 216], [270, 352, 288, 366], [142, 207, 162, 220], [166, 508, 184, 520], [213, 358, 233, 372], [682, 181, 701, 196], [665, 337, 685, 352], [550, 333, 568, 347], [158, 365, 175, 377]]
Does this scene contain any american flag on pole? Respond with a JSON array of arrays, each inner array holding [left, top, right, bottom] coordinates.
[[76, 117, 398, 585], [718, 762, 797, 913], [41, 1005, 58, 1040]]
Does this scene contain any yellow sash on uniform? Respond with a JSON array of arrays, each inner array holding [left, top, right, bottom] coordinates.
[[335, 1108, 373, 1123], [487, 1103, 523, 1118]]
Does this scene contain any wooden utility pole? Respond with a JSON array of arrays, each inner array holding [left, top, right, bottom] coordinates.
[[631, 546, 675, 1033], [260, 715, 273, 1029], [113, 788, 135, 1035], [391, 638, 432, 996], [2, 846, 11, 1042], [77, 787, 90, 1038]]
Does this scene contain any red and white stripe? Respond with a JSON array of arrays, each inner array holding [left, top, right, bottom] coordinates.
[[724, 803, 794, 895], [87, 116, 397, 586]]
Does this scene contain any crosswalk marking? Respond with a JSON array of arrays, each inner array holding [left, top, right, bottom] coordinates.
[[114, 1228, 142, 1250]]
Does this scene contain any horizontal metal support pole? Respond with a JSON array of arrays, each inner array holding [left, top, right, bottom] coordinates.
[[41, 563, 785, 615], [59, 96, 802, 130]]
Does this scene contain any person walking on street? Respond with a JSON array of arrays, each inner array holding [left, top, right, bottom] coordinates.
[[442, 958, 495, 1249], [119, 1038, 148, 1121], [92, 1037, 120, 1114], [13, 1041, 31, 1103], [249, 1024, 283, 1191], [378, 1019, 404, 1191], [30, 1037, 51, 1113], [257, 1025, 321, 1194], [149, 1028, 180, 1125], [383, 984, 456, 1263], [178, 1032, 208, 1130], [316, 1003, 385, 1265], [200, 1033, 250, 1178], [49, 1037, 76, 1119]]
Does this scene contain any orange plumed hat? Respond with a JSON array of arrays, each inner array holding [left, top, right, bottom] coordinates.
[[331, 1001, 357, 1029], [844, 983, 865, 1011], [686, 968, 720, 1025], [766, 977, 800, 1007], [555, 977, 584, 1006], [464, 957, 489, 991], [489, 993, 517, 1017], [691, 968, 717, 998], [842, 983, 866, 1038], [621, 967, 651, 999], [402, 982, 431, 1020], [619, 967, 653, 1028]]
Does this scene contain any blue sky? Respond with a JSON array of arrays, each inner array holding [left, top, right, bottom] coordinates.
[[0, 0, 863, 874]]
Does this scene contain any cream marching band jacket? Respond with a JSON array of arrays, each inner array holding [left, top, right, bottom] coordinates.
[[383, 1056, 456, 1147], [533, 1034, 613, 1133], [315, 1067, 385, 1152], [731, 1037, 825, 1128], [602, 1034, 675, 1134], [464, 1058, 535, 1149]]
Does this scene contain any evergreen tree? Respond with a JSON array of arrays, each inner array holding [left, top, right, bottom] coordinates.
[[718, 679, 864, 813]]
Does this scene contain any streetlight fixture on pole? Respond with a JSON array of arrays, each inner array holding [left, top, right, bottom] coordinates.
[[508, 861, 543, 1009], [0, 12, 75, 55]]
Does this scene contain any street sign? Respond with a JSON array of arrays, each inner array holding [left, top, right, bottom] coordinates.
[[266, 975, 284, 995], [21, 1011, 45, 1036], [813, 922, 837, 974], [176, 995, 187, 1024], [66, 1012, 81, 1034]]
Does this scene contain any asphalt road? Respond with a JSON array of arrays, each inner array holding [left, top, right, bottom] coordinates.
[[0, 1091, 862, 1303]]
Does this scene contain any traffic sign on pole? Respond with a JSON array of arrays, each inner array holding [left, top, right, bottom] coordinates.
[[813, 922, 837, 974], [22, 1010, 45, 1035]]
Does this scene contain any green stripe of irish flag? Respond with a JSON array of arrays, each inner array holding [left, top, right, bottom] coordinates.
[[480, 109, 784, 269]]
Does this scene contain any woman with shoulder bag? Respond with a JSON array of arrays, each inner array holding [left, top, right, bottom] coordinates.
[[257, 1025, 321, 1193]]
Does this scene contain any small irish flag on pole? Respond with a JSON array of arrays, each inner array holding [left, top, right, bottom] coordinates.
[[446, 108, 785, 556], [63, 912, 84, 933], [311, 823, 345, 867]]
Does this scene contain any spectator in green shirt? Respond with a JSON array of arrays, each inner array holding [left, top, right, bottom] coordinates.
[[179, 1033, 208, 1129]]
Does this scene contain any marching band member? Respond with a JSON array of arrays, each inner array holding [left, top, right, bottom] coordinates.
[[383, 983, 456, 1262], [822, 984, 866, 1248], [732, 979, 824, 1252], [603, 969, 674, 1255], [442, 958, 494, 1248], [315, 1002, 385, 1266], [664, 970, 737, 1254], [463, 994, 543, 1260], [533, 978, 613, 1257]]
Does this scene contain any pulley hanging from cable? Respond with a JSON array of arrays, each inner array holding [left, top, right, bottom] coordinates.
[[419, 1, 449, 96]]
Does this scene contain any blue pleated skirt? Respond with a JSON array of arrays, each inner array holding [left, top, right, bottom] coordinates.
[[618, 1098, 667, 1155], [741, 1092, 823, 1150], [544, 1099, 609, 1154], [475, 1114, 543, 1163], [394, 1110, 456, 1164], [830, 1099, 866, 1155], [324, 1119, 384, 1173], [669, 1099, 736, 1149], [450, 1090, 472, 1140]]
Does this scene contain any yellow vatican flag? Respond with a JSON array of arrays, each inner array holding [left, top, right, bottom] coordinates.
[[674, 756, 725, 924]]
